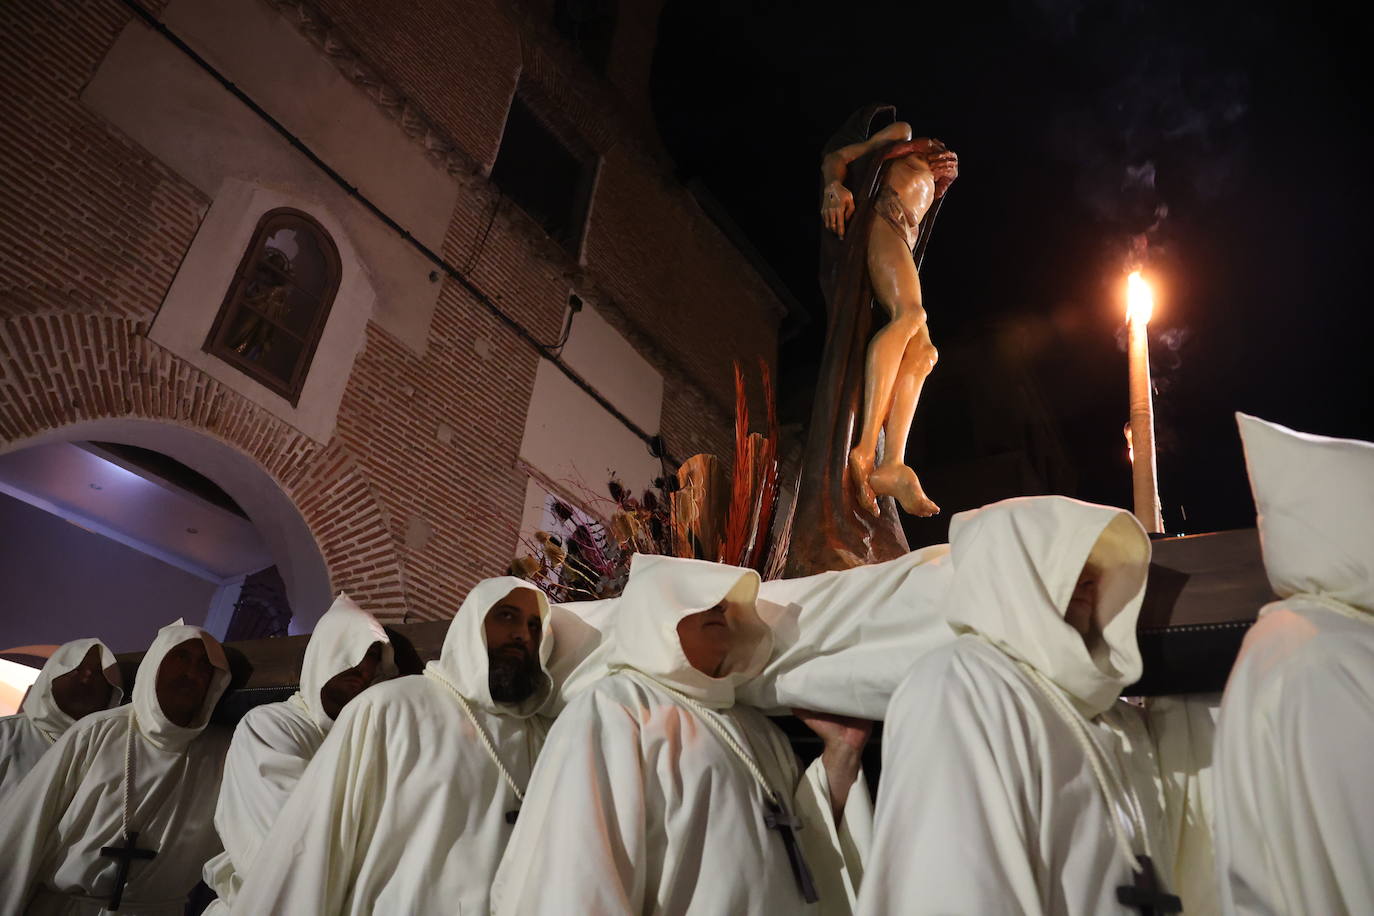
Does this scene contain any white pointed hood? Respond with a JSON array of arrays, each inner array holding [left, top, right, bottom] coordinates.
[[609, 554, 772, 709], [1238, 412, 1374, 615], [21, 638, 123, 743], [296, 592, 397, 733], [426, 576, 554, 717], [132, 622, 231, 750], [944, 496, 1151, 717]]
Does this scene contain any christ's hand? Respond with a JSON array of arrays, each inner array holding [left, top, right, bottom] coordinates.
[[930, 149, 959, 198], [821, 180, 855, 239], [794, 708, 872, 819]]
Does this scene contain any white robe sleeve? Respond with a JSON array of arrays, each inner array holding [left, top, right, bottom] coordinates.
[[229, 699, 383, 915], [0, 717, 96, 912], [857, 652, 1044, 916], [204, 704, 318, 905], [0, 716, 49, 804], [792, 756, 872, 915], [491, 690, 648, 915]]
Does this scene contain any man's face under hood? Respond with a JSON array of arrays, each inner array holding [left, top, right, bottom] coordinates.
[[156, 638, 215, 727], [484, 589, 544, 705], [50, 645, 114, 721]]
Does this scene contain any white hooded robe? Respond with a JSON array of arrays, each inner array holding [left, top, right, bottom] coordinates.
[[0, 624, 232, 915], [229, 577, 554, 916], [201, 593, 394, 912], [492, 554, 871, 916], [857, 496, 1172, 916], [0, 638, 123, 803], [1213, 414, 1374, 915]]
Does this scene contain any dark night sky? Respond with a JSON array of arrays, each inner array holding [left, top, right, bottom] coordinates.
[[650, 0, 1374, 535]]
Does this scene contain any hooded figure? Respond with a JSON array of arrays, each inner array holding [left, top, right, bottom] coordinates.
[[857, 496, 1170, 916], [1214, 414, 1374, 914], [201, 594, 394, 913], [0, 623, 231, 915], [231, 577, 553, 915], [0, 638, 123, 802], [492, 554, 872, 916]]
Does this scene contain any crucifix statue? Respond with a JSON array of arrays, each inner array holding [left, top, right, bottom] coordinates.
[[786, 103, 959, 576], [98, 829, 157, 911]]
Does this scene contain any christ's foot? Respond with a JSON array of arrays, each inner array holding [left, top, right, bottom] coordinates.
[[847, 447, 880, 517], [869, 463, 940, 517]]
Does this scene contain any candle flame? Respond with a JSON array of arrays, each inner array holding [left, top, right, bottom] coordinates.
[[1126, 271, 1154, 324]]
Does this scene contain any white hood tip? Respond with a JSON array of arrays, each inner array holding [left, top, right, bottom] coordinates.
[[131, 623, 232, 749], [430, 577, 554, 718], [298, 592, 397, 732], [1236, 412, 1374, 613], [21, 638, 124, 742], [945, 495, 1152, 717], [609, 553, 772, 709]]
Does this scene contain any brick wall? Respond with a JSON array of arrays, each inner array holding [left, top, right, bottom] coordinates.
[[0, 0, 784, 623]]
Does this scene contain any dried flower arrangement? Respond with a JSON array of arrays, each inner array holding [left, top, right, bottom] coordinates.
[[508, 358, 792, 600]]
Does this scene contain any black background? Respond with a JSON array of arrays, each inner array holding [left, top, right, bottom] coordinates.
[[651, 0, 1374, 534]]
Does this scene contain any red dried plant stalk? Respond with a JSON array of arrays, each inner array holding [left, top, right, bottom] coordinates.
[[719, 361, 755, 566], [746, 358, 781, 570]]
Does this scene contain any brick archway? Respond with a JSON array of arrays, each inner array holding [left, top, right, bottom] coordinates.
[[0, 312, 406, 625]]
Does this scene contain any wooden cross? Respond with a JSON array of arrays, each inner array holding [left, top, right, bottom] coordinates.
[[763, 797, 819, 903], [1116, 854, 1183, 915], [505, 808, 520, 824], [98, 829, 157, 911]]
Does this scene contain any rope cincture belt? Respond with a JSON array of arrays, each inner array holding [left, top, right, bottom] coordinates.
[[96, 718, 160, 911], [626, 670, 820, 904], [1012, 656, 1182, 914], [429, 670, 527, 823]]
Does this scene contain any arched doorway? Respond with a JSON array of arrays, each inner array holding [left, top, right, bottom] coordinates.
[[0, 419, 332, 654]]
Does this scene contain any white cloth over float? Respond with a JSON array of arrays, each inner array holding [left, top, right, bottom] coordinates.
[[1213, 414, 1374, 915], [0, 623, 231, 915], [493, 554, 869, 916], [0, 637, 122, 804], [545, 544, 954, 719]]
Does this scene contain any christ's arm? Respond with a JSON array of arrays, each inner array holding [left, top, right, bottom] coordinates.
[[820, 121, 913, 239]]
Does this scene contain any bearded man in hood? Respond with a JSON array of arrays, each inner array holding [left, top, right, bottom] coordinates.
[[230, 577, 554, 915], [1213, 414, 1374, 914], [856, 495, 1179, 916], [0, 638, 124, 803], [492, 554, 873, 915], [0, 622, 232, 914], [201, 593, 394, 913]]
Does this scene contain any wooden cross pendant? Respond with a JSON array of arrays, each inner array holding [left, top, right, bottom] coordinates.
[[505, 809, 520, 824], [763, 797, 819, 903], [98, 829, 157, 911], [1116, 854, 1183, 915]]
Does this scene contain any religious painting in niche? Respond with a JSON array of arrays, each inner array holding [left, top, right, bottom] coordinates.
[[491, 95, 597, 256], [203, 209, 341, 405], [554, 0, 618, 74]]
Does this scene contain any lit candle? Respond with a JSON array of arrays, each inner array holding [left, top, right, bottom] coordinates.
[[1126, 271, 1163, 533]]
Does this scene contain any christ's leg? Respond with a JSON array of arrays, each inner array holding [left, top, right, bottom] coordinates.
[[869, 327, 939, 516], [849, 219, 924, 516]]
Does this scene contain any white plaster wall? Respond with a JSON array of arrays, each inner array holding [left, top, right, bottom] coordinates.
[[146, 178, 372, 444], [0, 493, 219, 654], [81, 0, 456, 355], [516, 304, 664, 548], [2, 419, 334, 633]]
